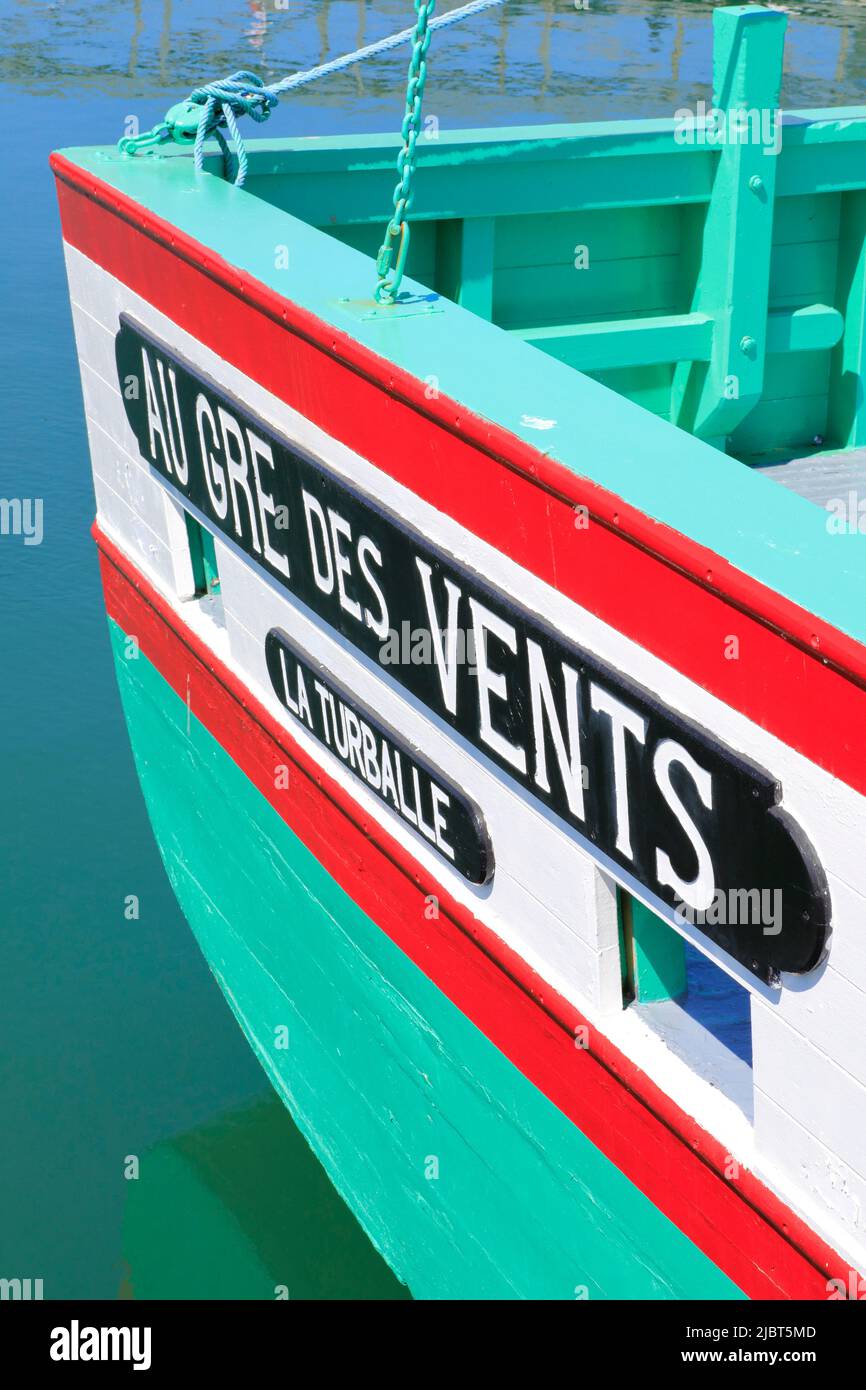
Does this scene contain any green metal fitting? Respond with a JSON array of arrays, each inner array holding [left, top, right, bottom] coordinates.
[[163, 99, 206, 144]]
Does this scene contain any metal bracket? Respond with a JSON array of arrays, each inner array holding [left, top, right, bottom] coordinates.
[[333, 293, 445, 323]]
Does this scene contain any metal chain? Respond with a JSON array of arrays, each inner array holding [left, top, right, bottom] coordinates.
[[374, 1, 437, 305]]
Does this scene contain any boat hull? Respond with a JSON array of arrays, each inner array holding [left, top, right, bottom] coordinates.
[[105, 588, 744, 1301], [52, 95, 866, 1296]]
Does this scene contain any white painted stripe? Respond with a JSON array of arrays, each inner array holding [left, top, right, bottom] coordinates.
[[754, 1091, 866, 1279], [753, 1005, 866, 1186]]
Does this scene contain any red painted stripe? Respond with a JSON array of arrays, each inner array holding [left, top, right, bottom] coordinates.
[[52, 158, 866, 805], [95, 523, 852, 1301]]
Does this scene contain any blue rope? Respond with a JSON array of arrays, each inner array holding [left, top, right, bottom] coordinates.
[[122, 0, 506, 187], [268, 0, 505, 95], [190, 71, 279, 185]]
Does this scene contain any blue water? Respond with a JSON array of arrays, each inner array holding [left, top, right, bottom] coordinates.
[[0, 0, 861, 1299]]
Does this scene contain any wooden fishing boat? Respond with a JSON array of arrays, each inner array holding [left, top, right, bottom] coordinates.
[[52, 2, 866, 1299]]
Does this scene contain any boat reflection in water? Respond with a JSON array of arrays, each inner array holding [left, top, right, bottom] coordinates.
[[120, 1096, 410, 1300]]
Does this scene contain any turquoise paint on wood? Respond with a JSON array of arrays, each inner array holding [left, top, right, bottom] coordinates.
[[765, 304, 842, 356], [456, 217, 496, 320], [515, 313, 714, 372], [626, 896, 688, 1005], [518, 305, 841, 376], [673, 6, 787, 446], [108, 618, 744, 1302], [433, 217, 495, 320], [184, 513, 221, 596], [239, 125, 720, 225], [829, 190, 866, 448], [495, 205, 684, 268]]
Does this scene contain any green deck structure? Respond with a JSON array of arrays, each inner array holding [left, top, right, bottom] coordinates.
[[238, 5, 862, 461], [58, 5, 866, 649]]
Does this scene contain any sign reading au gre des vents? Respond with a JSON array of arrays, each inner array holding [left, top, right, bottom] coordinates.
[[117, 316, 831, 985]]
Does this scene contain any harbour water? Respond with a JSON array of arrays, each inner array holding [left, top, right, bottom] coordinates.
[[2, 0, 862, 1300]]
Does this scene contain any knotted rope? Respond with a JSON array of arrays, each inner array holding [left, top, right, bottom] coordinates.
[[120, 0, 505, 188], [189, 71, 278, 187]]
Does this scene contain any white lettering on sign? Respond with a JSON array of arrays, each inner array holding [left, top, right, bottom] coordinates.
[[120, 316, 831, 980]]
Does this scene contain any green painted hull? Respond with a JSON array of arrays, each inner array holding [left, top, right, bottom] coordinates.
[[109, 619, 743, 1300]]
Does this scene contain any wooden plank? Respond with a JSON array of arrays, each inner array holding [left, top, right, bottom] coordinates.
[[778, 140, 866, 201], [252, 133, 866, 221], [772, 192, 840, 248], [730, 394, 828, 458], [494, 255, 685, 330], [514, 305, 838, 374], [460, 218, 495, 320], [753, 1092, 866, 1275], [765, 303, 843, 354], [514, 312, 712, 371], [769, 239, 839, 307], [234, 111, 866, 225], [761, 348, 832, 401], [249, 149, 717, 226], [588, 365, 673, 419], [494, 205, 683, 269], [759, 447, 866, 507]]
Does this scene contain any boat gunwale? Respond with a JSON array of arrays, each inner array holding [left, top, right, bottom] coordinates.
[[59, 105, 866, 168], [51, 148, 866, 678]]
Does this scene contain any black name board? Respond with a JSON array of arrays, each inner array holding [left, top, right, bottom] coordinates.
[[117, 316, 831, 983], [266, 630, 493, 884]]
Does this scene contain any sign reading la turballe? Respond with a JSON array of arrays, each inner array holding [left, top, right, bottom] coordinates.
[[117, 317, 831, 984]]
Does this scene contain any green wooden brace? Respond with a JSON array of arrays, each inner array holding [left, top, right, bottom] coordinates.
[[673, 5, 788, 449]]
